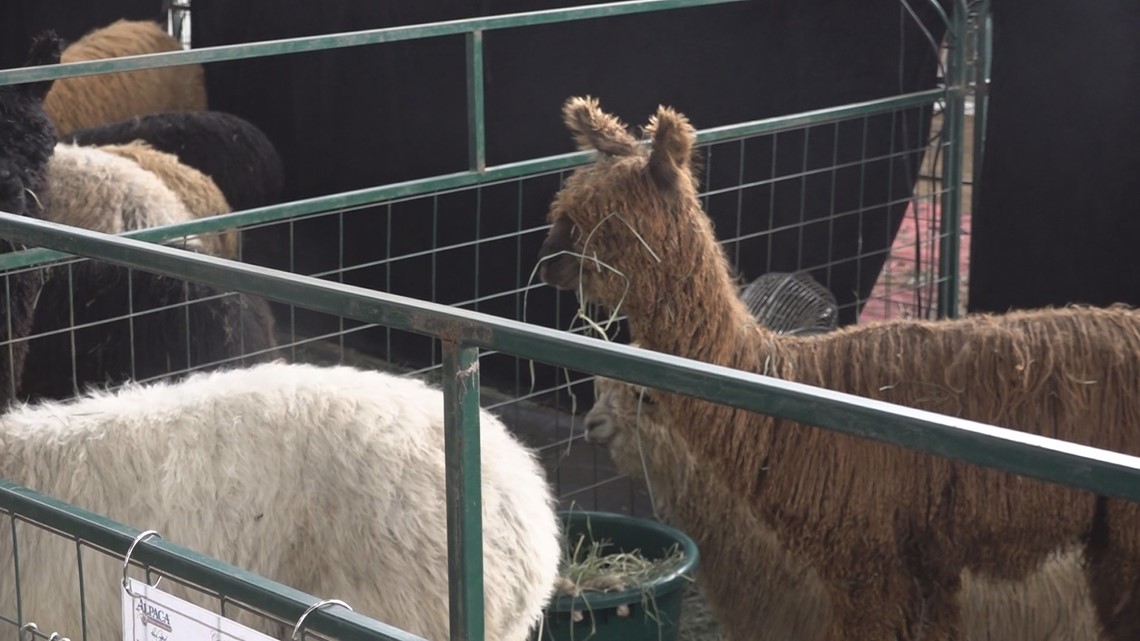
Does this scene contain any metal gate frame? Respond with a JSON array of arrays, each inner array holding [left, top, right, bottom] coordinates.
[[3, 4, 1127, 641]]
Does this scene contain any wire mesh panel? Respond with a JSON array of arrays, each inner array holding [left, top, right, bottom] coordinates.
[[0, 253, 278, 408], [697, 107, 953, 324], [1, 513, 289, 641], [861, 102, 973, 321]]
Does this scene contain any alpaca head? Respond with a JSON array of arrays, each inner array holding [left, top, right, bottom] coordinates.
[[536, 96, 705, 312], [584, 373, 665, 449], [585, 371, 687, 523], [0, 31, 61, 219]]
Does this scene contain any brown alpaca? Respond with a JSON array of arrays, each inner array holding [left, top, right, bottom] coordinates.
[[586, 373, 1099, 641], [536, 96, 1140, 641], [97, 140, 239, 258], [587, 372, 829, 641], [44, 20, 207, 135]]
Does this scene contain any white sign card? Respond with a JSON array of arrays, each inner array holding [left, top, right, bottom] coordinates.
[[122, 577, 279, 641]]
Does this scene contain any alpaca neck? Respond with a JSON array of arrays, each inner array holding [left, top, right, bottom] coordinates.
[[626, 285, 777, 498], [618, 205, 780, 499], [629, 425, 829, 641], [623, 225, 763, 373], [623, 424, 745, 574]]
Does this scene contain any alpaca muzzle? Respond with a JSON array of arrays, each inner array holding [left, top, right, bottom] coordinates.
[[582, 411, 616, 445], [536, 219, 582, 290], [536, 252, 582, 291]]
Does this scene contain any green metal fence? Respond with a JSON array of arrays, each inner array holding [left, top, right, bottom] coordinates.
[[0, 2, 1073, 641], [0, 86, 962, 514], [1, 479, 426, 641], [4, 210, 1140, 641], [0, 67, 971, 515]]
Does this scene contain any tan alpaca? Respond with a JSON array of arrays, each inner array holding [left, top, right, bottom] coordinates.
[[44, 20, 207, 135], [537, 96, 1140, 641], [586, 373, 1099, 641], [98, 140, 239, 258]]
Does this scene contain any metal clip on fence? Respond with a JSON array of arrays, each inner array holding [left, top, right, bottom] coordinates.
[[122, 529, 164, 597], [20, 622, 71, 641], [290, 599, 354, 641]]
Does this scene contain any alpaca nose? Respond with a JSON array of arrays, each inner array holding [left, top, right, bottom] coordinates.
[[536, 238, 581, 291], [536, 218, 583, 290], [536, 232, 566, 266], [536, 237, 556, 278], [583, 412, 615, 445]]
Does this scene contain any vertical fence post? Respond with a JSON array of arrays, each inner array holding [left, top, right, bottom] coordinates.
[[466, 30, 487, 172], [938, 0, 969, 319], [441, 340, 485, 641], [969, 0, 992, 227]]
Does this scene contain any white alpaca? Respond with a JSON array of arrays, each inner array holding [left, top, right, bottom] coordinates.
[[42, 143, 207, 250], [0, 361, 561, 641]]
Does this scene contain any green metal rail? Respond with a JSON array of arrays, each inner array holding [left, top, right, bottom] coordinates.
[[0, 479, 426, 641], [0, 87, 946, 273], [4, 212, 1140, 504], [0, 0, 748, 88], [441, 342, 485, 641], [0, 0, 747, 188]]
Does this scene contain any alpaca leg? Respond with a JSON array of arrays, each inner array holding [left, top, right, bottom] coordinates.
[[1086, 501, 1140, 641]]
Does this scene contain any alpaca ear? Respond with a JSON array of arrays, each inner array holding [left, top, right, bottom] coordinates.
[[645, 106, 696, 190], [562, 96, 639, 156], [21, 31, 62, 100]]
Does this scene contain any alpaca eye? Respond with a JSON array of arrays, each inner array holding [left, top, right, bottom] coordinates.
[[638, 391, 655, 406]]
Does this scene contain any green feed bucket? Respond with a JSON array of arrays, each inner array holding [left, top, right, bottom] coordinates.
[[533, 511, 700, 641]]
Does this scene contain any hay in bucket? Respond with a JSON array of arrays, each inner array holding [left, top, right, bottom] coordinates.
[[554, 532, 687, 598], [552, 527, 688, 624]]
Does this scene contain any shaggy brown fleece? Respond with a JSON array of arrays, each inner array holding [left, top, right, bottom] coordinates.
[[537, 96, 1140, 641], [588, 374, 830, 641], [97, 140, 238, 258], [44, 20, 207, 135], [587, 373, 1100, 641]]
